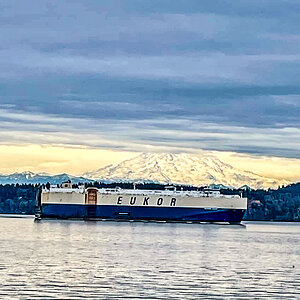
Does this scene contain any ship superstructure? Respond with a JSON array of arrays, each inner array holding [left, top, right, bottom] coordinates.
[[36, 183, 247, 224]]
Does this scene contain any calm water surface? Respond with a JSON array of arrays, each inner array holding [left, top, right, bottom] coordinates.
[[0, 217, 299, 299]]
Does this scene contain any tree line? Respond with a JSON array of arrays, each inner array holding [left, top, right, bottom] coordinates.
[[0, 182, 299, 221]]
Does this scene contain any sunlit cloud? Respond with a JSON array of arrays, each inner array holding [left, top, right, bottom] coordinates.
[[0, 108, 299, 158]]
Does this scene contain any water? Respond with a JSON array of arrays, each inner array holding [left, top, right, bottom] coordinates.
[[0, 217, 299, 299]]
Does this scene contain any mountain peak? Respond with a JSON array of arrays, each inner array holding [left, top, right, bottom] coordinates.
[[84, 152, 288, 189]]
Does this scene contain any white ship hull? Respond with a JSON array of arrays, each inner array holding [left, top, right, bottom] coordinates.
[[37, 187, 247, 223]]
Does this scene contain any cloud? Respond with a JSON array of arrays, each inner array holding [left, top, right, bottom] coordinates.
[[0, 0, 299, 162], [0, 107, 299, 159]]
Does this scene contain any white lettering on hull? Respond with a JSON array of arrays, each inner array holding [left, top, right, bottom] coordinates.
[[117, 196, 177, 207]]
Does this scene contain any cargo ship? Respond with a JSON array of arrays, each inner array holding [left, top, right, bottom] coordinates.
[[35, 181, 247, 224]]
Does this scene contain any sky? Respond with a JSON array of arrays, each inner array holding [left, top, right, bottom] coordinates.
[[0, 0, 300, 180]]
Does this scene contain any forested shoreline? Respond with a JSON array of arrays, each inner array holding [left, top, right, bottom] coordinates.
[[0, 182, 299, 221]]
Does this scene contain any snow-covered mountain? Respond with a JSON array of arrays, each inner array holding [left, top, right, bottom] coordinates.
[[0, 171, 90, 185], [84, 152, 288, 189], [0, 152, 289, 188]]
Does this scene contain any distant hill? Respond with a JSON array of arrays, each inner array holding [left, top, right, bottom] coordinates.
[[0, 171, 90, 185], [272, 182, 300, 195]]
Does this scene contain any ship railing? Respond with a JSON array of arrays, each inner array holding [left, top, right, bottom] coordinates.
[[42, 187, 242, 199], [46, 187, 85, 194], [96, 188, 241, 198]]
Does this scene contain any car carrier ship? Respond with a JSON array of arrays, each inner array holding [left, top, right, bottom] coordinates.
[[35, 181, 247, 224]]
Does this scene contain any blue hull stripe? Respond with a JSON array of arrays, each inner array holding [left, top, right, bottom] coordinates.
[[41, 204, 245, 223]]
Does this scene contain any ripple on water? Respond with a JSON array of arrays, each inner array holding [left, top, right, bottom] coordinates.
[[0, 218, 299, 299]]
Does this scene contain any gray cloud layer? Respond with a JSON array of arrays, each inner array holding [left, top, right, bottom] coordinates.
[[0, 0, 300, 157]]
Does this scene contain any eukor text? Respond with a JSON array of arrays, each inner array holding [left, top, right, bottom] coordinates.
[[117, 196, 177, 206]]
